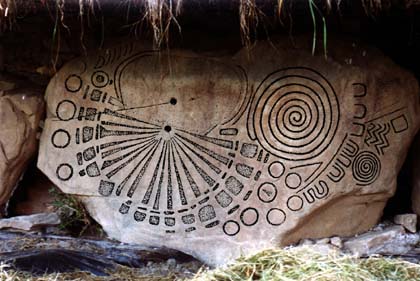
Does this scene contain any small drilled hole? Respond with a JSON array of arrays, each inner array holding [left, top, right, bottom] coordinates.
[[170, 98, 177, 105], [164, 125, 172, 132]]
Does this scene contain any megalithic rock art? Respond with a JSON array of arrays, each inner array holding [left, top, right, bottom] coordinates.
[[38, 39, 420, 265]]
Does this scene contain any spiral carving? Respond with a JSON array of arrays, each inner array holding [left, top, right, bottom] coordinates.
[[250, 67, 339, 161], [352, 151, 381, 185]]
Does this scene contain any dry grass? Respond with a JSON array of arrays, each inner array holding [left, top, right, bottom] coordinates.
[[191, 247, 420, 281], [1, 247, 420, 280], [0, 263, 180, 281]]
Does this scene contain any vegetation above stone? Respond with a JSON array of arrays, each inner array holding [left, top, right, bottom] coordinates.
[[0, 0, 417, 49]]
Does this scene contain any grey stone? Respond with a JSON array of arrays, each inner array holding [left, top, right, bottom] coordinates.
[[308, 244, 339, 255], [330, 237, 343, 249], [315, 238, 330, 245], [393, 214, 417, 233], [343, 225, 419, 256], [299, 239, 315, 246], [0, 213, 61, 231], [167, 258, 177, 267]]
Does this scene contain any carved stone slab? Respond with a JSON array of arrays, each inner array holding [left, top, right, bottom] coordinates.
[[38, 39, 420, 265]]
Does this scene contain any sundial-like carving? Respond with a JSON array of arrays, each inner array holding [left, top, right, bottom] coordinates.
[[38, 41, 420, 265]]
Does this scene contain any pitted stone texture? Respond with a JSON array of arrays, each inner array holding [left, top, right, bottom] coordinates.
[[38, 38, 420, 265], [0, 79, 44, 213]]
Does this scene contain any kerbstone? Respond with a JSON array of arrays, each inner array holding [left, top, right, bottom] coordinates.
[[38, 38, 420, 265]]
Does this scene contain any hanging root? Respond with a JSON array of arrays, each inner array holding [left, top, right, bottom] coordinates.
[[361, 0, 391, 16], [239, 0, 260, 48], [0, 0, 390, 53], [140, 0, 182, 48], [0, 0, 18, 31]]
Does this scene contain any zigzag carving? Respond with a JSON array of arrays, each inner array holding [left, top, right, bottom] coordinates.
[[364, 123, 390, 155]]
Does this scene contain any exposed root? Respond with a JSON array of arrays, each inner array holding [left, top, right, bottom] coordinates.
[[0, 0, 393, 53], [134, 0, 182, 48], [239, 0, 259, 49]]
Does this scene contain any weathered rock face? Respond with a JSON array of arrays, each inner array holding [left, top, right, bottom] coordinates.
[[0, 79, 44, 213], [38, 38, 420, 265]]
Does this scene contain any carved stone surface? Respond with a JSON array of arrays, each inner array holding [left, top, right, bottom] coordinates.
[[38, 39, 420, 265], [0, 80, 44, 213]]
